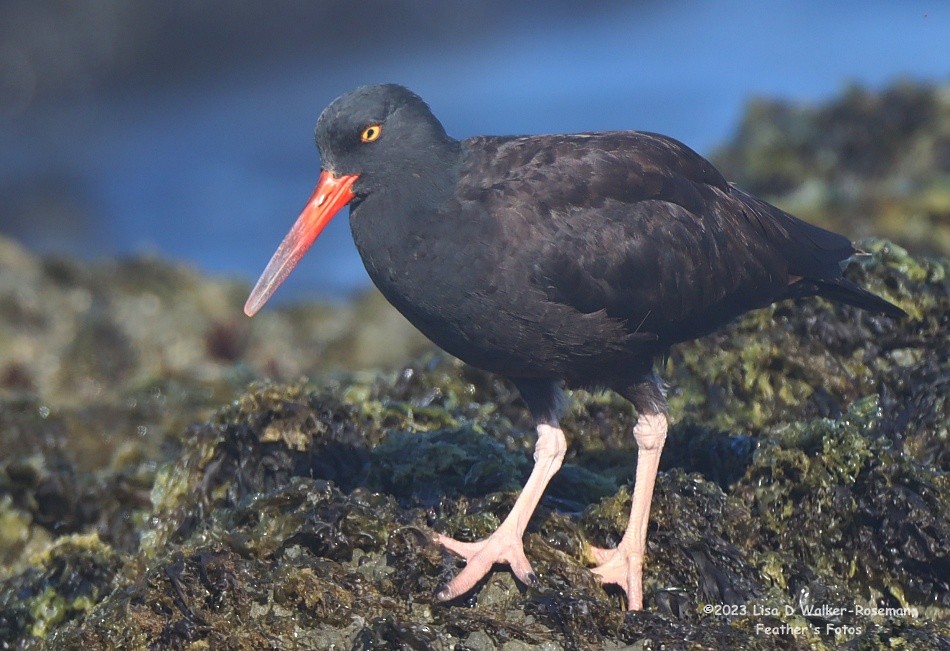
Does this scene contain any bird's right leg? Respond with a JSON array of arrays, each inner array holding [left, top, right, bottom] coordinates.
[[435, 421, 567, 601]]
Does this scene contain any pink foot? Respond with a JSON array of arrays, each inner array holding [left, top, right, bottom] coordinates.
[[435, 528, 537, 601], [434, 423, 567, 602], [589, 544, 645, 610]]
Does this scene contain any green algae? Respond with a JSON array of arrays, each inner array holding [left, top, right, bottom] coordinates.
[[369, 426, 526, 502], [0, 533, 119, 645], [2, 242, 946, 648], [1, 286, 945, 648]]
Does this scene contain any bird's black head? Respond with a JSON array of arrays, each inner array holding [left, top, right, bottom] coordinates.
[[244, 84, 458, 317], [315, 84, 457, 197]]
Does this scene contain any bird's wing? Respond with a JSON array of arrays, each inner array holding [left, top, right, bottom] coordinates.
[[460, 133, 855, 341]]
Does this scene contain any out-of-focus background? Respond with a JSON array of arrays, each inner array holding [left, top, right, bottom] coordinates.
[[2, 0, 948, 302]]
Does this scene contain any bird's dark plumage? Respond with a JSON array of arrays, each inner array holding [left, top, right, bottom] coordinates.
[[246, 84, 905, 609], [347, 124, 903, 391]]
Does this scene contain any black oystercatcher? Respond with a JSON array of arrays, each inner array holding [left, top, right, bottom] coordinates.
[[244, 84, 905, 610]]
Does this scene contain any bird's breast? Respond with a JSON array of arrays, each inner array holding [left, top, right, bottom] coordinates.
[[349, 200, 538, 370]]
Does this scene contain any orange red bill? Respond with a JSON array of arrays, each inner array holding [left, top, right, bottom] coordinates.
[[244, 170, 358, 316]]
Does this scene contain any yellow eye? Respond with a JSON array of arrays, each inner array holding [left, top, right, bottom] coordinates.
[[360, 124, 382, 143]]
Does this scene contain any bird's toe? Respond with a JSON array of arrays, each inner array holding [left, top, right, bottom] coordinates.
[[590, 548, 645, 611], [436, 533, 486, 558], [435, 528, 535, 601]]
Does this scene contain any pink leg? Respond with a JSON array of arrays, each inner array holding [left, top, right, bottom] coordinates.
[[590, 412, 668, 610], [436, 423, 567, 601]]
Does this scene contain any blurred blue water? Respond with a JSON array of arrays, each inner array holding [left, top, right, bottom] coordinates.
[[1, 1, 948, 303]]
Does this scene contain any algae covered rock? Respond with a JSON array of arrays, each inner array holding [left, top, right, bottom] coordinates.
[[4, 232, 938, 649]]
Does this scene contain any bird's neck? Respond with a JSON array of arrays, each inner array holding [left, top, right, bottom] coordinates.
[[348, 139, 469, 305], [351, 139, 462, 238]]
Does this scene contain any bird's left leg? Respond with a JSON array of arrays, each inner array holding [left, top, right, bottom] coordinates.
[[590, 379, 668, 610], [436, 421, 567, 601]]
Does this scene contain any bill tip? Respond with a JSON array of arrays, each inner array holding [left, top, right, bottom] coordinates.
[[243, 298, 260, 317]]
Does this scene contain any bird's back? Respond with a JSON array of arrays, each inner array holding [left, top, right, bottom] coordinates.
[[453, 132, 902, 356]]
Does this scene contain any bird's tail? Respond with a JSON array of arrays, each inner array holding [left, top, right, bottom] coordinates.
[[793, 277, 907, 318]]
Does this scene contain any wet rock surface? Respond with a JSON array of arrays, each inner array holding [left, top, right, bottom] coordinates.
[[2, 82, 949, 649]]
